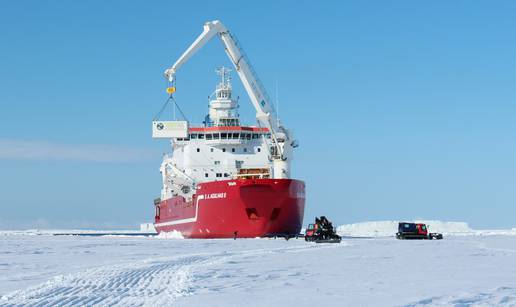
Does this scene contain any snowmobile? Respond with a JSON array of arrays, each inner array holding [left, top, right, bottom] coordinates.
[[304, 216, 342, 243], [396, 222, 443, 240]]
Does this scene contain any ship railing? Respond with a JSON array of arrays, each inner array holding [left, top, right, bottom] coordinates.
[[204, 139, 244, 145], [233, 173, 270, 179]]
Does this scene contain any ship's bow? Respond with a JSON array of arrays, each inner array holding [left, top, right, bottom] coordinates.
[[238, 179, 305, 237]]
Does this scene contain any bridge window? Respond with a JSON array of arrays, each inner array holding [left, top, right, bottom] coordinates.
[[191, 134, 198, 139], [206, 134, 213, 140], [252, 134, 259, 139], [232, 133, 239, 139], [198, 134, 205, 139], [213, 133, 220, 139], [246, 133, 252, 140], [221, 133, 228, 139]]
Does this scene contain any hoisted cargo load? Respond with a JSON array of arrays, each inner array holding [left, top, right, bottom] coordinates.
[[152, 121, 188, 138]]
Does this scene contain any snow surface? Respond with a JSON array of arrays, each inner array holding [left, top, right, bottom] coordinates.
[[155, 230, 184, 239], [0, 229, 156, 236], [2, 231, 516, 306], [337, 220, 516, 237]]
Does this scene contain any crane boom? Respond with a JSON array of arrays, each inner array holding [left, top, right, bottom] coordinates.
[[164, 20, 296, 179]]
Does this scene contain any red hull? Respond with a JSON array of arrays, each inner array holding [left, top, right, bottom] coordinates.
[[154, 179, 305, 238]]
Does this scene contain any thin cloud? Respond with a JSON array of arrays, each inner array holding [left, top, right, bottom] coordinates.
[[0, 138, 155, 162]]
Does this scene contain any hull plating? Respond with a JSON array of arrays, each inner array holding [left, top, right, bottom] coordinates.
[[154, 179, 305, 238]]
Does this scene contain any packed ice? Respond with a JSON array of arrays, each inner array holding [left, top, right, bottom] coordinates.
[[1, 222, 516, 306]]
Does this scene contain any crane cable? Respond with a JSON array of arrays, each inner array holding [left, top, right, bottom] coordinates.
[[153, 82, 189, 122]]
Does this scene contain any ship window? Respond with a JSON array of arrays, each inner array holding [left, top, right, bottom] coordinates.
[[205, 173, 209, 178], [222, 148, 226, 152], [210, 148, 214, 152], [177, 138, 183, 141], [257, 148, 261, 152], [231, 148, 235, 153], [198, 134, 205, 139], [196, 148, 200, 152], [246, 133, 252, 140], [232, 133, 239, 139], [216, 173, 222, 178], [244, 148, 248, 153], [221, 133, 228, 139], [213, 133, 220, 139], [206, 134, 213, 140], [224, 173, 230, 177], [191, 134, 198, 139], [214, 161, 220, 165], [155, 206, 160, 218]]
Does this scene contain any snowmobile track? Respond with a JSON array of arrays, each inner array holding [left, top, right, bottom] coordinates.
[[1, 243, 337, 306]]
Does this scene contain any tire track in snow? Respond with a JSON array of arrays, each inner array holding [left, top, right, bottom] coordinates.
[[1, 242, 341, 306], [1, 256, 199, 307], [403, 286, 516, 307]]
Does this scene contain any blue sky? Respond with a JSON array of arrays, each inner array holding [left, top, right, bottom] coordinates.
[[1, 1, 515, 229]]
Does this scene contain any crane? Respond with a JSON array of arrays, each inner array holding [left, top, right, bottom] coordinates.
[[164, 20, 298, 179]]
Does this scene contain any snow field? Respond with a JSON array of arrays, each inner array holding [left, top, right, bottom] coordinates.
[[337, 220, 516, 237], [2, 233, 516, 306]]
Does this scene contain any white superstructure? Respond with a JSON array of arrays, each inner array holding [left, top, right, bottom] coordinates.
[[158, 69, 272, 201], [155, 20, 299, 202]]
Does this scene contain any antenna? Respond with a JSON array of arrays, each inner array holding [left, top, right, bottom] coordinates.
[[216, 66, 232, 87], [275, 78, 279, 123]]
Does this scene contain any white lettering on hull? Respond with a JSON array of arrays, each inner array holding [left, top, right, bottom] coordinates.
[[205, 192, 226, 200]]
